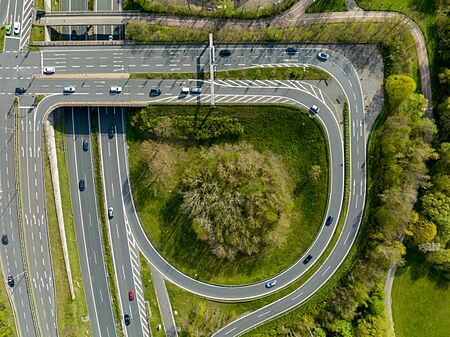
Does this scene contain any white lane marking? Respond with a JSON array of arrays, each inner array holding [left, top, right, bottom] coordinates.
[[291, 291, 304, 301]]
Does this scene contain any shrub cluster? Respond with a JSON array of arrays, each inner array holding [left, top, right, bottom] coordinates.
[[131, 109, 244, 141]]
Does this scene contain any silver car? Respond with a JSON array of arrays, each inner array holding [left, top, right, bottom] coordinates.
[[63, 86, 76, 93]]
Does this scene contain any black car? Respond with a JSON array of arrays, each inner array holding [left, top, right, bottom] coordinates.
[[83, 139, 89, 152], [15, 87, 26, 95], [7, 276, 14, 287], [71, 29, 77, 40], [149, 88, 161, 96], [219, 49, 231, 57], [303, 255, 313, 265], [124, 314, 131, 326], [79, 179, 85, 192], [286, 47, 298, 54], [325, 215, 334, 226], [1, 234, 8, 245], [108, 126, 115, 139]]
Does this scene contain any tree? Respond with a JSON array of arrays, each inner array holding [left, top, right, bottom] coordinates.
[[180, 143, 293, 259], [385, 74, 416, 105], [355, 315, 387, 337], [406, 215, 437, 244], [437, 97, 450, 140], [435, 142, 450, 173], [421, 192, 450, 243]]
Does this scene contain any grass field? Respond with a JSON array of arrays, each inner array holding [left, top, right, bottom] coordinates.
[[46, 112, 92, 337], [127, 105, 329, 285], [306, 0, 347, 13], [392, 253, 450, 337]]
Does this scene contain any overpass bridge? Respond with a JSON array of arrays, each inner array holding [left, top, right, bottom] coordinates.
[[37, 11, 144, 26]]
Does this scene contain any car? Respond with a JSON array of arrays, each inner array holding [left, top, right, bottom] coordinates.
[[36, 10, 46, 19], [108, 207, 113, 219], [1, 235, 8, 245], [71, 29, 77, 40], [13, 22, 20, 35], [108, 35, 113, 41], [83, 139, 89, 151], [124, 314, 131, 326], [190, 87, 202, 94], [5, 24, 12, 36], [15, 87, 26, 95], [149, 88, 161, 96], [317, 52, 329, 61], [309, 105, 320, 114], [108, 126, 115, 139], [63, 86, 76, 93], [303, 254, 313, 265], [219, 49, 231, 57], [325, 215, 334, 226], [79, 179, 85, 192], [265, 280, 278, 288], [286, 47, 297, 54], [180, 87, 190, 94], [7, 276, 14, 287], [128, 290, 134, 301], [43, 67, 55, 75], [110, 86, 122, 94]]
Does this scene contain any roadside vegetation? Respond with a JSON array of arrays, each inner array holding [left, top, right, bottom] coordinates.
[[139, 254, 165, 337], [0, 26, 5, 52], [130, 66, 331, 81], [306, 0, 347, 13], [33, 95, 45, 106], [30, 25, 44, 42], [35, 0, 44, 9], [89, 112, 124, 337], [127, 104, 329, 285], [45, 111, 92, 337], [0, 265, 17, 337]]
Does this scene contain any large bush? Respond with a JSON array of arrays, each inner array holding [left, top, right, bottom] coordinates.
[[180, 143, 293, 259]]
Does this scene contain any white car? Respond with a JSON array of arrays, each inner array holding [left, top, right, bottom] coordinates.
[[190, 87, 202, 94], [108, 207, 113, 219], [110, 86, 122, 94], [13, 22, 20, 35], [310, 105, 320, 114], [180, 87, 190, 94], [43, 67, 55, 75], [63, 86, 76, 93]]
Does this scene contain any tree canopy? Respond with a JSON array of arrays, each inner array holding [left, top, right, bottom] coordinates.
[[385, 74, 417, 105], [180, 143, 293, 259]]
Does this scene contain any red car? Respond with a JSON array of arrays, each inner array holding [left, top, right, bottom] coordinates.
[[128, 290, 134, 301]]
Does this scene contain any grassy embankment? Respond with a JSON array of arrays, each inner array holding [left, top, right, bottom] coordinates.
[[0, 264, 17, 336], [306, 0, 347, 13], [89, 111, 125, 337], [392, 252, 450, 337], [44, 112, 92, 337], [127, 105, 329, 285], [0, 26, 5, 52], [130, 67, 331, 81], [139, 254, 165, 337]]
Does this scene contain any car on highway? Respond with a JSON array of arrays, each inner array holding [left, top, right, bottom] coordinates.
[[108, 126, 115, 139], [108, 207, 114, 219], [265, 280, 278, 288], [149, 88, 161, 96], [15, 87, 26, 95], [286, 47, 298, 54], [108, 35, 113, 41], [309, 105, 320, 114], [325, 215, 334, 226], [124, 314, 131, 326], [219, 49, 231, 57], [71, 30, 77, 40], [180, 87, 190, 94], [79, 179, 85, 192], [303, 254, 313, 265], [63, 86, 76, 94], [5, 24, 11, 36], [83, 139, 89, 151], [191, 87, 202, 94], [110, 86, 122, 94], [317, 52, 329, 61], [43, 67, 56, 75], [128, 290, 134, 301], [1, 235, 8, 245], [7, 276, 14, 287], [13, 22, 20, 35]]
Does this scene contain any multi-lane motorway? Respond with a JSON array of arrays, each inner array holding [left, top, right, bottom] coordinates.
[[0, 44, 370, 336]]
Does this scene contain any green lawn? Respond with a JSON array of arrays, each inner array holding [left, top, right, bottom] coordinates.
[[127, 105, 329, 285], [30, 25, 44, 42], [392, 253, 450, 337], [306, 0, 347, 13], [46, 111, 92, 337]]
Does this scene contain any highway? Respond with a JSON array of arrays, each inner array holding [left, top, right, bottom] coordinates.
[[64, 106, 118, 337], [98, 107, 149, 337], [2, 0, 33, 51], [0, 44, 368, 336]]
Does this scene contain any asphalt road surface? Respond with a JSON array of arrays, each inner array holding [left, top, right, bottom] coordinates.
[[64, 107, 118, 337]]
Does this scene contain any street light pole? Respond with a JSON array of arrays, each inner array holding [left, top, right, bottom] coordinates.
[[209, 33, 215, 107]]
